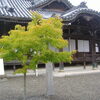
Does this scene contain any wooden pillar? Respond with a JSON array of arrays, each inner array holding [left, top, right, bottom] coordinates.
[[68, 36, 71, 52], [83, 52, 86, 69], [3, 21, 7, 35], [83, 40, 86, 69], [13, 65, 16, 72], [76, 39, 78, 51], [59, 48, 64, 71], [59, 62, 64, 71], [68, 26, 71, 51], [25, 25, 27, 31], [91, 32, 96, 69]]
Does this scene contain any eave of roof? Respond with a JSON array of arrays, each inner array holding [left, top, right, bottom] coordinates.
[[61, 2, 100, 22], [0, 15, 31, 23], [33, 9, 62, 18], [29, 0, 73, 9]]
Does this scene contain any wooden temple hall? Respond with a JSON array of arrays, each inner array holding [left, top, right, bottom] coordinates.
[[0, 0, 100, 69]]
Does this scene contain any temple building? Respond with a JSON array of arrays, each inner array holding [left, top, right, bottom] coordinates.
[[0, 0, 100, 69]]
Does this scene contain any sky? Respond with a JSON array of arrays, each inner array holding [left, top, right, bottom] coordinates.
[[70, 0, 100, 11]]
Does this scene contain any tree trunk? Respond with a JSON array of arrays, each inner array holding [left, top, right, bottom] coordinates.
[[46, 62, 54, 96], [24, 73, 26, 100], [13, 65, 16, 72]]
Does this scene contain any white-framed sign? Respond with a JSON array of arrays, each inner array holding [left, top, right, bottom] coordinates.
[[0, 59, 5, 76]]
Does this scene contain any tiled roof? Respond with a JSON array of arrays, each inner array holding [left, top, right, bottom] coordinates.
[[30, 0, 73, 9], [62, 2, 100, 21], [0, 0, 32, 19], [0, 0, 73, 20], [0, 0, 100, 22]]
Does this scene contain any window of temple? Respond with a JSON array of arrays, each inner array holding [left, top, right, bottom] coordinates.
[[63, 39, 76, 51], [78, 40, 90, 52]]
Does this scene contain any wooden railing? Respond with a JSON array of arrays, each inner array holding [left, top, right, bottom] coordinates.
[[73, 52, 100, 62]]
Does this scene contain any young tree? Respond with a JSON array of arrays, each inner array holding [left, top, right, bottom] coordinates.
[[0, 24, 39, 100], [0, 12, 75, 97]]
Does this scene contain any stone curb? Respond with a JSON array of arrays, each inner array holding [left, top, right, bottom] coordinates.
[[5, 69, 100, 78], [54, 70, 100, 77]]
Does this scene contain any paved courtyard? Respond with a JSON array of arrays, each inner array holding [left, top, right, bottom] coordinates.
[[1, 72, 100, 100]]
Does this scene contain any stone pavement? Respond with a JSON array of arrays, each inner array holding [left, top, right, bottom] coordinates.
[[5, 65, 100, 78], [1, 65, 100, 100], [1, 71, 100, 100]]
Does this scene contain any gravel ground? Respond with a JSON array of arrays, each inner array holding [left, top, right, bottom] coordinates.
[[0, 73, 100, 100]]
